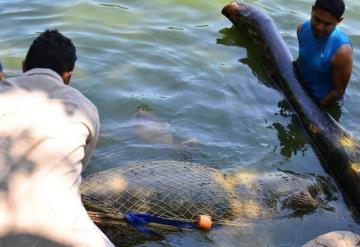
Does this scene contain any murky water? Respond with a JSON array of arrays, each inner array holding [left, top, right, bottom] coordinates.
[[1, 0, 360, 246]]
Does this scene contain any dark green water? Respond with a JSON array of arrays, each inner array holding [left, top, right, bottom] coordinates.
[[1, 0, 360, 246]]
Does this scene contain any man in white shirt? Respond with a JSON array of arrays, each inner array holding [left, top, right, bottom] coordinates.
[[0, 30, 114, 247]]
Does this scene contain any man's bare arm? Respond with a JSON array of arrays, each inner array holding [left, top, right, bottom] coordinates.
[[320, 44, 353, 107]]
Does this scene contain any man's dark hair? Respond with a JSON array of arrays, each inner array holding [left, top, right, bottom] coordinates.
[[314, 0, 345, 20], [24, 30, 77, 75]]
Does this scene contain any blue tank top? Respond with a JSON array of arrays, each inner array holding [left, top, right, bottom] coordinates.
[[298, 20, 352, 100]]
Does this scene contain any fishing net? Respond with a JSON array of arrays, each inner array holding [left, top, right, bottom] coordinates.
[[80, 160, 333, 246], [80, 160, 264, 225]]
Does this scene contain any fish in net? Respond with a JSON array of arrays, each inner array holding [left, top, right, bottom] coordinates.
[[80, 160, 335, 246]]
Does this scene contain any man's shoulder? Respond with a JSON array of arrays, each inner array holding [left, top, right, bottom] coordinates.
[[57, 85, 99, 122], [2, 72, 99, 128], [332, 27, 352, 46], [60, 85, 94, 106]]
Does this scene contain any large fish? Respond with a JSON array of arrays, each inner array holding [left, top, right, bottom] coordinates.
[[132, 109, 198, 148], [222, 2, 360, 212], [81, 160, 335, 246]]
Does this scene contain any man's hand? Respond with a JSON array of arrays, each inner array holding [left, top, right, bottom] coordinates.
[[320, 89, 340, 107]]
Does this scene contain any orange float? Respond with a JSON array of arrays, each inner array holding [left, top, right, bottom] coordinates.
[[195, 215, 212, 230]]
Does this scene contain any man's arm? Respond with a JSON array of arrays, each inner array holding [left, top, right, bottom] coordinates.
[[80, 102, 100, 172], [320, 44, 353, 107]]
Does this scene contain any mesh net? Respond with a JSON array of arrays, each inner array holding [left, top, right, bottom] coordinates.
[[81, 160, 336, 225], [80, 160, 334, 245], [80, 160, 268, 225]]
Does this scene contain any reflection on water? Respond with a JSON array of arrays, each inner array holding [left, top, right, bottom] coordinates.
[[217, 27, 276, 89], [273, 100, 308, 158], [273, 98, 342, 158], [272, 98, 343, 158]]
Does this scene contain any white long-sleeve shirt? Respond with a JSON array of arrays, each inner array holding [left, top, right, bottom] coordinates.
[[0, 69, 114, 247]]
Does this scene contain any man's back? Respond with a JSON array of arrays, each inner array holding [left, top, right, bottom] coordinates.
[[0, 69, 113, 246]]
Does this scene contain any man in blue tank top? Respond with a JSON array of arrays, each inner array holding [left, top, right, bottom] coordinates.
[[297, 0, 353, 107]]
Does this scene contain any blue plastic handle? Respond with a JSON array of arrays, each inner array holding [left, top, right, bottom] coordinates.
[[124, 212, 196, 236]]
